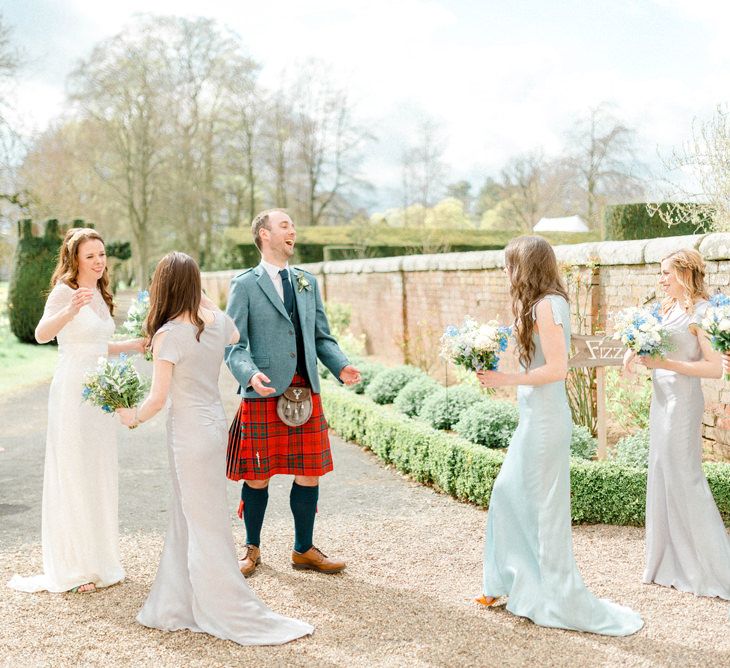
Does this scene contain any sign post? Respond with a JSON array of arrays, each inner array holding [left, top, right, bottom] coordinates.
[[568, 334, 625, 460]]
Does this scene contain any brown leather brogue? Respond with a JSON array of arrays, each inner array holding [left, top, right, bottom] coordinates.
[[238, 544, 261, 578], [291, 546, 346, 574]]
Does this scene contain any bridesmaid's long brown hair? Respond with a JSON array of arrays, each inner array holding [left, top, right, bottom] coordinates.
[[50, 227, 114, 315], [504, 236, 569, 369], [145, 252, 205, 345]]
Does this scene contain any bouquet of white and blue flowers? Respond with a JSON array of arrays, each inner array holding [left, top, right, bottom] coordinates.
[[698, 292, 730, 380], [612, 303, 672, 357], [439, 316, 511, 372], [82, 353, 150, 414], [118, 290, 151, 360]]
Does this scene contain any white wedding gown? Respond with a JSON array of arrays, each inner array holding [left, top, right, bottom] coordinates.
[[8, 283, 124, 593]]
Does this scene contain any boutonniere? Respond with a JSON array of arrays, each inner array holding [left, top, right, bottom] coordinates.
[[296, 272, 312, 293]]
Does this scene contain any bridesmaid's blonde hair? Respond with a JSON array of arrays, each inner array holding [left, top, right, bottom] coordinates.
[[50, 227, 114, 316], [661, 249, 709, 313]]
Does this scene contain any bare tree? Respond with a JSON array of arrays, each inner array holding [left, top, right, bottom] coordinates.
[[498, 150, 572, 232], [285, 62, 372, 226], [650, 104, 730, 231], [401, 115, 448, 216], [67, 22, 172, 285], [565, 104, 644, 228]]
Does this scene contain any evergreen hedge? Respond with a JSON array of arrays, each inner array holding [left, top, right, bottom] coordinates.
[[8, 219, 62, 343], [603, 202, 710, 241], [225, 226, 600, 266], [321, 382, 730, 526]]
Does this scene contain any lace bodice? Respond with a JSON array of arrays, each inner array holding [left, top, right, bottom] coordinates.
[[42, 283, 115, 350]]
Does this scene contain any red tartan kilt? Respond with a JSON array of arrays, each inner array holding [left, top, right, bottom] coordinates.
[[226, 374, 332, 480]]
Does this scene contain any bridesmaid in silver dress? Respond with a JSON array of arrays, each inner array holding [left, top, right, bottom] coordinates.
[[624, 249, 730, 599], [117, 252, 312, 645]]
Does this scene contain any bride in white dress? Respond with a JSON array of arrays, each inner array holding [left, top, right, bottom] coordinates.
[[8, 227, 144, 594]]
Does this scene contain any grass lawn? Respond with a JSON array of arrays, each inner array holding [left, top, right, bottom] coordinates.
[[0, 281, 58, 397]]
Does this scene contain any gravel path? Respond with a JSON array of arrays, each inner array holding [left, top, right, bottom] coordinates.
[[1, 375, 729, 667]]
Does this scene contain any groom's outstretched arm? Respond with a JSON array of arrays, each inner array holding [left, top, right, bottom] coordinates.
[[225, 276, 258, 390]]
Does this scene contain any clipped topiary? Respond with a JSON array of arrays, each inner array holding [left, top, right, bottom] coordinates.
[[609, 429, 650, 468], [8, 219, 62, 343], [365, 365, 426, 405], [394, 376, 441, 417], [570, 425, 597, 460], [453, 399, 519, 448], [419, 384, 484, 430]]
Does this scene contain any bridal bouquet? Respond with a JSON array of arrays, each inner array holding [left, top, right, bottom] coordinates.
[[118, 290, 152, 360], [439, 317, 511, 372], [612, 303, 672, 357], [697, 292, 730, 380], [82, 353, 150, 414]]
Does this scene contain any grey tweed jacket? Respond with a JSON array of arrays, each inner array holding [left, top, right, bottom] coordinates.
[[224, 264, 349, 398]]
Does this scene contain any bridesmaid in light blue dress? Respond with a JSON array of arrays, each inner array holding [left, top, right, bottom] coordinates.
[[475, 236, 643, 636], [627, 249, 730, 599]]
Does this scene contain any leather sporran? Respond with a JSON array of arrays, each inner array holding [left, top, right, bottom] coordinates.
[[276, 386, 313, 427]]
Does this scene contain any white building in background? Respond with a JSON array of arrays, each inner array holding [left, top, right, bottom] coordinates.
[[533, 215, 590, 233]]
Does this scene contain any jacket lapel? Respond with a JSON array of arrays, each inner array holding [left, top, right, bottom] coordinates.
[[292, 269, 309, 328], [255, 265, 290, 320]]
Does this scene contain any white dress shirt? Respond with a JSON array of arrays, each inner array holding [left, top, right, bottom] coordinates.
[[259, 259, 290, 302]]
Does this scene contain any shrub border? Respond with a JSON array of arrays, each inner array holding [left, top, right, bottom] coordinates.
[[323, 382, 730, 526]]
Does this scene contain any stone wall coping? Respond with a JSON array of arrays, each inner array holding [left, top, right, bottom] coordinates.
[[202, 233, 730, 281]]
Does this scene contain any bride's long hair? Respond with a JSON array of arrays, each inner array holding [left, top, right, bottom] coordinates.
[[504, 236, 569, 369], [51, 227, 114, 315], [145, 252, 205, 345], [661, 249, 709, 313]]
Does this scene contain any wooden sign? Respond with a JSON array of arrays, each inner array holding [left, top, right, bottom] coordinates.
[[568, 334, 627, 462], [569, 334, 625, 368]]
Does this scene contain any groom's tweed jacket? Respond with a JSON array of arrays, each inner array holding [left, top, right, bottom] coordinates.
[[225, 264, 349, 398]]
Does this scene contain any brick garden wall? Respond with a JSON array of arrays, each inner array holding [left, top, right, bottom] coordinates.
[[203, 233, 730, 461]]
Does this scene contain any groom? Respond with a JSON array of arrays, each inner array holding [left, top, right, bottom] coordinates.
[[225, 208, 360, 577]]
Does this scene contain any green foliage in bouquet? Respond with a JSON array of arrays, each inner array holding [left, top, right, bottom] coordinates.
[[419, 384, 483, 430], [453, 399, 518, 448], [8, 219, 61, 343], [82, 353, 150, 413], [365, 365, 426, 404], [394, 376, 441, 417]]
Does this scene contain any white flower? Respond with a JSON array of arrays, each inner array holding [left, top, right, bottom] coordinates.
[[719, 319, 730, 332]]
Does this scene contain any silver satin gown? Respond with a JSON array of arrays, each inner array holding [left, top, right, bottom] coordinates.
[[644, 300, 730, 599], [138, 311, 313, 644]]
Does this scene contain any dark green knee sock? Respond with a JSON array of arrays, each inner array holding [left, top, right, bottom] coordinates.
[[290, 482, 318, 553], [241, 483, 268, 547]]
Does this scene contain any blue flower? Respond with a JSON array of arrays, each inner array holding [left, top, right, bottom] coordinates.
[[445, 325, 458, 337], [119, 352, 128, 362], [711, 292, 730, 307], [82, 386, 91, 399], [101, 404, 113, 413], [137, 290, 149, 301]]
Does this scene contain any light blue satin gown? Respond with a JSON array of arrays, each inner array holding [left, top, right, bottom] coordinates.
[[482, 295, 644, 635]]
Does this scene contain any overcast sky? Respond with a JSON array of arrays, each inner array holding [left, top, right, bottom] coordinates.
[[4, 0, 730, 209]]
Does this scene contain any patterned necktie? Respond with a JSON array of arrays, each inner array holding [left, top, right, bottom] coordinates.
[[279, 268, 294, 317]]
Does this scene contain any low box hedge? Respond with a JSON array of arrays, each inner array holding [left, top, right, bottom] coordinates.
[[321, 382, 730, 526]]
